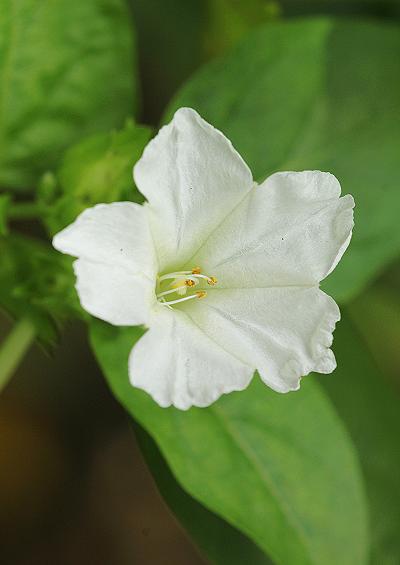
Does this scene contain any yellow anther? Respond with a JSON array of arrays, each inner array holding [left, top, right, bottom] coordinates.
[[192, 266, 201, 275], [207, 276, 218, 286], [196, 291, 207, 299], [185, 279, 196, 287]]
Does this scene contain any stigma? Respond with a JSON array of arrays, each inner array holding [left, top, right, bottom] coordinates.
[[157, 267, 217, 307]]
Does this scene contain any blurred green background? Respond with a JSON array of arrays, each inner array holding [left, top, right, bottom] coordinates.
[[0, 1, 399, 564]]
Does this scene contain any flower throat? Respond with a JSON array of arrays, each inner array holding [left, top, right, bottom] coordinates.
[[156, 267, 217, 307]]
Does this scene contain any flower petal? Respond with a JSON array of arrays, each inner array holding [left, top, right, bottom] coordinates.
[[184, 286, 340, 393], [74, 259, 155, 326], [53, 202, 156, 279], [194, 171, 354, 288], [128, 308, 253, 409], [133, 107, 254, 270]]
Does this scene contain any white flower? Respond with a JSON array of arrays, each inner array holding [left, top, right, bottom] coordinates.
[[53, 107, 354, 410]]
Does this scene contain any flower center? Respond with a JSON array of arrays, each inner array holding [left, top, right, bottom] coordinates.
[[156, 267, 217, 308]]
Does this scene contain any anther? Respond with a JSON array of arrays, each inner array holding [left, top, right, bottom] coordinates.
[[185, 279, 196, 287], [207, 276, 217, 286], [196, 291, 207, 299], [192, 266, 201, 275]]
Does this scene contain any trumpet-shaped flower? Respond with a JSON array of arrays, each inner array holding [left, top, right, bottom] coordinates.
[[53, 108, 354, 410]]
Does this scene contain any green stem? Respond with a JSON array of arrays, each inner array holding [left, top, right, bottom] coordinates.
[[0, 318, 36, 392], [9, 201, 45, 219]]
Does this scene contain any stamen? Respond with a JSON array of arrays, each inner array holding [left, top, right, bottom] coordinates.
[[156, 288, 181, 299], [159, 268, 216, 287], [159, 271, 192, 283], [188, 273, 216, 284], [169, 277, 199, 296], [157, 267, 215, 306], [159, 292, 204, 306]]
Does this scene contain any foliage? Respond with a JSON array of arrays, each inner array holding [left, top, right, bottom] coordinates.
[[0, 120, 151, 344], [0, 0, 138, 191], [40, 121, 152, 235], [0, 234, 78, 347]]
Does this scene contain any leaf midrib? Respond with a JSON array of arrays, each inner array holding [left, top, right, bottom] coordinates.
[[210, 403, 315, 565]]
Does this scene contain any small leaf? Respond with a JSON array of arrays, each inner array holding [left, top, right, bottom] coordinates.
[[42, 122, 152, 234], [90, 320, 369, 565], [0, 0, 138, 190]]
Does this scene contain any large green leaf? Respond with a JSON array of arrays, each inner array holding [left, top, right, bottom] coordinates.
[[0, 0, 138, 190], [166, 18, 400, 303], [135, 423, 271, 565], [320, 313, 400, 565], [90, 321, 368, 565]]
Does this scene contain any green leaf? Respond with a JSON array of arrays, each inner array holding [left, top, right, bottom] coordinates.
[[166, 18, 400, 303], [320, 313, 400, 565], [135, 423, 271, 565], [0, 0, 138, 191], [41, 121, 152, 235], [90, 320, 368, 565]]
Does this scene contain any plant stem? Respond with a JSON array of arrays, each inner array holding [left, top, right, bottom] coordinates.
[[0, 318, 36, 392]]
